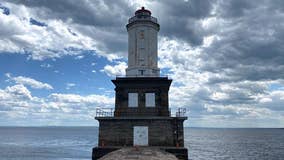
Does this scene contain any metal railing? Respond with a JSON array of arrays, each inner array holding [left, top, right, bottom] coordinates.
[[95, 107, 187, 118], [170, 108, 187, 117], [115, 74, 170, 78], [96, 108, 114, 117], [175, 108, 187, 117], [129, 16, 158, 23]]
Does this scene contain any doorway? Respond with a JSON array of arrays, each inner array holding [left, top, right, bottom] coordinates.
[[133, 126, 148, 146]]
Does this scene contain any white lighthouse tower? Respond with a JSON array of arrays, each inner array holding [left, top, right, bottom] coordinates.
[[126, 7, 160, 77]]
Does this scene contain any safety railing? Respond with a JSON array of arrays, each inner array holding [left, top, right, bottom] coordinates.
[[96, 108, 114, 117], [170, 108, 187, 117], [115, 74, 169, 78], [95, 107, 187, 117], [128, 16, 158, 23]]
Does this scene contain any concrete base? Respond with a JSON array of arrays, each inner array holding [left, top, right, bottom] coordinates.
[[96, 117, 187, 147], [92, 146, 188, 160]]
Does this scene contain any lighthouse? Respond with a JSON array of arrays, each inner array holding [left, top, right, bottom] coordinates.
[[92, 7, 188, 160], [126, 7, 160, 77]]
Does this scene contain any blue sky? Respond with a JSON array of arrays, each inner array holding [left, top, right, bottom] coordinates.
[[0, 53, 115, 95], [0, 0, 284, 127]]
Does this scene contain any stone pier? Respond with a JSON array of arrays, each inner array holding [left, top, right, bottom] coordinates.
[[97, 147, 178, 160]]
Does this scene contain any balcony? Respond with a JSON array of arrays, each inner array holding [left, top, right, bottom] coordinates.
[[96, 108, 114, 117], [128, 16, 158, 23], [95, 107, 187, 118], [171, 108, 187, 117]]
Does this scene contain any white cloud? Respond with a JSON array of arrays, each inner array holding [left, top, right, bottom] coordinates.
[[66, 83, 76, 90], [257, 90, 284, 111], [74, 55, 84, 60], [6, 73, 53, 90], [49, 93, 113, 106], [0, 84, 114, 125], [40, 63, 52, 68], [0, 84, 36, 119], [1, 0, 284, 127], [101, 61, 127, 77], [157, 36, 284, 127], [4, 84, 32, 100], [0, 2, 112, 61]]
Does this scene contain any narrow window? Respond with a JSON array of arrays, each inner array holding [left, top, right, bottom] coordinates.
[[139, 70, 145, 75], [128, 93, 138, 107], [139, 59, 145, 66], [145, 93, 155, 107], [140, 30, 145, 39]]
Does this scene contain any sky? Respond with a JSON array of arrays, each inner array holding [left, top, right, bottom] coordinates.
[[0, 0, 283, 127]]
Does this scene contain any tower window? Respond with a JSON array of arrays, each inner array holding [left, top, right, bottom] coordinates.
[[140, 30, 145, 39], [139, 59, 145, 66], [128, 93, 138, 107], [139, 70, 145, 75], [145, 93, 155, 107]]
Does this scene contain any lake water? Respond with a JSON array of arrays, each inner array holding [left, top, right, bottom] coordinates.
[[0, 127, 283, 160]]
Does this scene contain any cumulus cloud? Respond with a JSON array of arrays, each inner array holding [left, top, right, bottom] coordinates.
[[0, 0, 217, 60], [101, 61, 127, 77], [6, 73, 53, 90], [0, 0, 131, 61], [0, 84, 34, 114], [4, 84, 32, 100], [151, 0, 284, 126], [201, 0, 284, 82], [1, 0, 284, 127], [0, 1, 113, 60], [0, 84, 114, 125], [258, 90, 284, 111], [65, 83, 75, 90], [49, 93, 113, 106], [159, 35, 284, 126]]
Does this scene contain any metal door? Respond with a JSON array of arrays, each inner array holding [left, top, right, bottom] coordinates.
[[133, 126, 148, 146]]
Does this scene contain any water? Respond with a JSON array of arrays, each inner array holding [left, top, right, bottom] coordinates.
[[0, 127, 283, 160], [186, 128, 284, 160], [0, 127, 97, 160]]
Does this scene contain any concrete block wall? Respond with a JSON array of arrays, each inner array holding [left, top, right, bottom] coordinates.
[[97, 117, 186, 147], [112, 77, 172, 117]]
